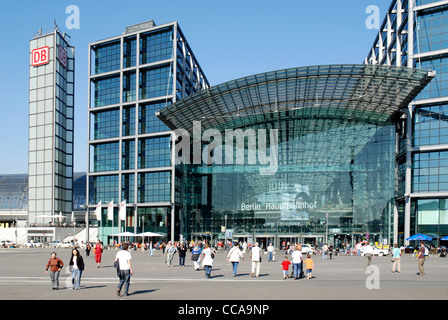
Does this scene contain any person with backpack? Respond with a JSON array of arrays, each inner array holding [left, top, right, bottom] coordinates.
[[45, 252, 64, 290], [417, 241, 427, 276]]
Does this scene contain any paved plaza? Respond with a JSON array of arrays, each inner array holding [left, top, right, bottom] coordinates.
[[0, 247, 447, 301]]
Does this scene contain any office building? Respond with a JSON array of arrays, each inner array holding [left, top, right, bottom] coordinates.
[[365, 0, 448, 245], [87, 21, 209, 242]]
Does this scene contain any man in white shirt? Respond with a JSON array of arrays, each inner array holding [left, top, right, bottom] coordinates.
[[322, 243, 328, 260], [115, 243, 133, 297], [362, 243, 374, 268], [250, 242, 261, 277], [267, 243, 275, 262]]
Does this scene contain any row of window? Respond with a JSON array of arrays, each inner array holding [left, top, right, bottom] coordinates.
[[90, 172, 171, 204], [92, 65, 173, 107], [91, 136, 172, 173], [91, 101, 170, 140], [92, 27, 173, 75]]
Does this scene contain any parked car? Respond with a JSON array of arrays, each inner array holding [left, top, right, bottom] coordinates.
[[56, 242, 73, 248], [300, 244, 315, 255], [361, 247, 389, 256], [0, 240, 16, 248], [49, 241, 61, 248], [23, 241, 43, 248]]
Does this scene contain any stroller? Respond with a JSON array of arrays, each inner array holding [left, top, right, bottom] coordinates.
[[290, 261, 305, 279]]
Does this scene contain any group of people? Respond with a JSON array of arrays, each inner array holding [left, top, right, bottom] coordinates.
[[44, 239, 134, 297]]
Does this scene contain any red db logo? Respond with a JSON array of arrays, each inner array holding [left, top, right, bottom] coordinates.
[[32, 46, 50, 67]]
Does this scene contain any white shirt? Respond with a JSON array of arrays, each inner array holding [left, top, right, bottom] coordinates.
[[115, 250, 132, 270], [363, 245, 374, 254], [202, 248, 214, 266], [251, 246, 261, 262], [72, 256, 78, 269], [228, 246, 243, 262], [267, 245, 274, 253], [292, 250, 302, 263]]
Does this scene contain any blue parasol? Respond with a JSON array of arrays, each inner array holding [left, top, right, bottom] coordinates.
[[406, 233, 432, 241]]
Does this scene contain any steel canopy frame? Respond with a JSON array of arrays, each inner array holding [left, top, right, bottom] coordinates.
[[156, 64, 435, 133]]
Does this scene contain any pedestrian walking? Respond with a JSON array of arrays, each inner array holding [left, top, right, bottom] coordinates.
[[392, 243, 401, 273], [202, 243, 216, 278], [85, 243, 91, 257], [291, 245, 302, 280], [250, 242, 261, 277], [328, 244, 333, 260], [165, 241, 176, 267], [267, 243, 275, 262], [304, 254, 314, 279], [94, 240, 103, 268], [227, 243, 244, 277], [363, 243, 374, 268], [417, 241, 427, 276], [178, 241, 187, 267], [149, 241, 154, 256], [281, 256, 291, 280], [68, 248, 85, 290], [191, 242, 202, 271], [322, 243, 328, 260], [45, 252, 64, 290], [115, 243, 133, 297]]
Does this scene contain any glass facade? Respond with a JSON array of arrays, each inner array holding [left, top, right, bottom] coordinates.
[[158, 64, 433, 245], [181, 116, 396, 246]]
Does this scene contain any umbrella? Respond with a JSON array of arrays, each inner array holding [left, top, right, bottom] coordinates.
[[406, 233, 432, 241], [112, 232, 137, 237], [441, 236, 448, 241], [137, 232, 166, 237]]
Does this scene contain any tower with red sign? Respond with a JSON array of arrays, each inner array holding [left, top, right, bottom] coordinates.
[[28, 28, 75, 227]]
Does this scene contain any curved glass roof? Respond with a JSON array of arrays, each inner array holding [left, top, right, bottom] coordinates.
[[157, 64, 435, 132]]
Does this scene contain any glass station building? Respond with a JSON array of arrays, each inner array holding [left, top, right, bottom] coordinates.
[[157, 64, 435, 247]]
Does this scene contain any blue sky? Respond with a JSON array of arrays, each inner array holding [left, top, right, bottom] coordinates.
[[0, 0, 389, 174]]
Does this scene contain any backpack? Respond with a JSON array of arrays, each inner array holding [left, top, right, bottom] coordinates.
[[424, 247, 429, 256]]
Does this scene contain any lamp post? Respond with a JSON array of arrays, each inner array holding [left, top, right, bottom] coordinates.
[[224, 214, 228, 251]]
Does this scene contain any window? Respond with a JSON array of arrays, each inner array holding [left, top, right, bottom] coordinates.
[[93, 41, 121, 74], [138, 172, 171, 203], [140, 28, 173, 65], [93, 76, 120, 107], [139, 101, 171, 134], [139, 65, 173, 100], [138, 136, 172, 169]]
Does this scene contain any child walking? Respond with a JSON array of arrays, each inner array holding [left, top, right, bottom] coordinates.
[[304, 254, 314, 279], [281, 256, 291, 280]]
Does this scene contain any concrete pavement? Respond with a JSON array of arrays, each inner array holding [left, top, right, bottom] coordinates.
[[0, 247, 447, 301]]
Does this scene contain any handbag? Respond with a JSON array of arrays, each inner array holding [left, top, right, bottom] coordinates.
[[114, 260, 120, 276]]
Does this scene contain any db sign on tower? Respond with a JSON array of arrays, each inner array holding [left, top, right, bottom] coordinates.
[[32, 46, 50, 67]]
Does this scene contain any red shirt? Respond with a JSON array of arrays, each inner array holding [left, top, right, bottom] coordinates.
[[281, 260, 291, 270]]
